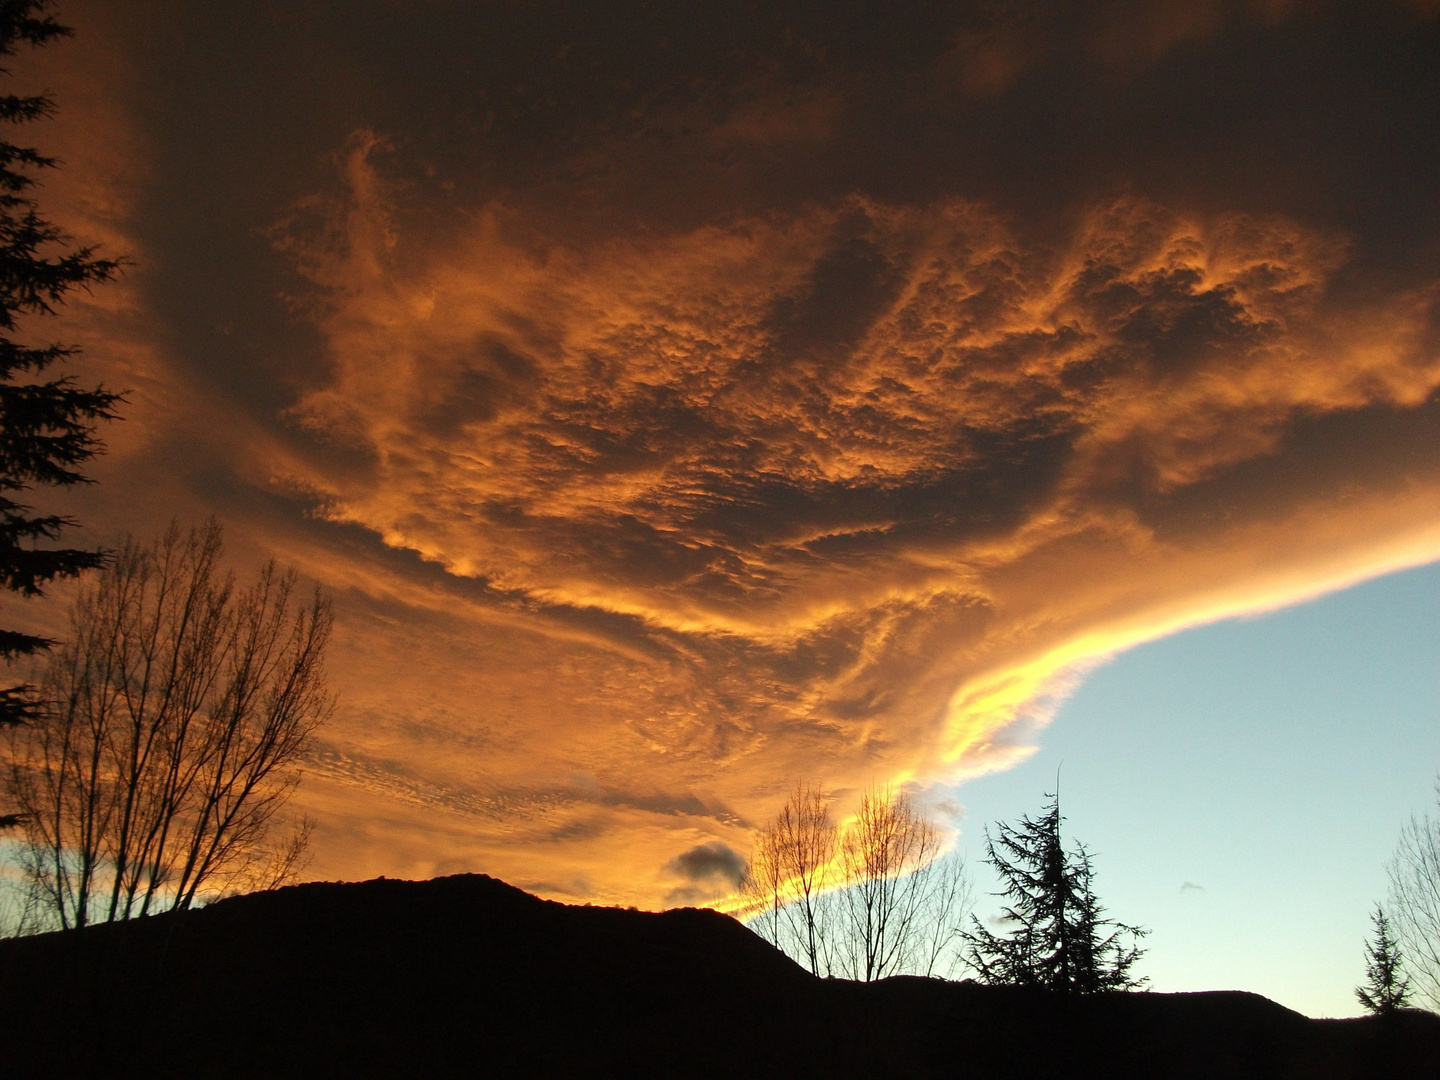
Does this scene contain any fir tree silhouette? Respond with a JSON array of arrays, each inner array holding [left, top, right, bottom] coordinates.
[[964, 790, 1146, 992], [0, 0, 122, 765], [1356, 905, 1412, 1015]]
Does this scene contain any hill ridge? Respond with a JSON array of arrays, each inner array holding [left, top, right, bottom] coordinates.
[[1, 872, 1435, 1078]]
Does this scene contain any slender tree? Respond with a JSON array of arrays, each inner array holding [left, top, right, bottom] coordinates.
[[1387, 782, 1440, 1011], [740, 782, 837, 974], [1356, 905, 1411, 1015], [914, 849, 973, 980], [836, 785, 941, 981], [0, 0, 122, 757], [775, 783, 838, 975], [6, 522, 332, 928], [964, 791, 1146, 993], [741, 804, 787, 952]]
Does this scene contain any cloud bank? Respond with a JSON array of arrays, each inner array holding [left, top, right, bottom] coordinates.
[[12, 0, 1439, 905]]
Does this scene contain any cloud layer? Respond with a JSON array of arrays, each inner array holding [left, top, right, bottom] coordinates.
[[11, 0, 1439, 905]]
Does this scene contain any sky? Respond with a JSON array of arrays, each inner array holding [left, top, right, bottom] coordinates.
[[3, 0, 1438, 1014], [954, 560, 1439, 1016]]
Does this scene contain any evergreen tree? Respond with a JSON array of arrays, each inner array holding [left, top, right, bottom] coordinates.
[[964, 791, 1146, 993], [0, 0, 121, 758], [1066, 846, 1146, 992], [1356, 905, 1411, 1015]]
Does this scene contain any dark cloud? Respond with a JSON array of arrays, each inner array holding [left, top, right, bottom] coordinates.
[[766, 228, 908, 363], [665, 842, 748, 889], [108, 2, 1440, 409], [20, 0, 1439, 905]]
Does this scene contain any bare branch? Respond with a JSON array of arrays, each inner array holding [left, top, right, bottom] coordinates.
[[1388, 779, 1440, 1011], [4, 522, 333, 930]]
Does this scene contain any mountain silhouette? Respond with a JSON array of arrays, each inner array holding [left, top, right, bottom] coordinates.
[[1, 873, 1435, 1078]]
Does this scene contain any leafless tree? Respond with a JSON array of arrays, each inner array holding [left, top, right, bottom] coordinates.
[[741, 782, 971, 981], [741, 814, 786, 951], [775, 783, 838, 974], [1388, 778, 1440, 1011], [913, 849, 973, 979], [837, 785, 942, 981], [5, 521, 333, 929], [740, 782, 837, 974]]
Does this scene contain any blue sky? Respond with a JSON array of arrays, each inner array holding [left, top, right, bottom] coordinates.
[[950, 561, 1440, 1017]]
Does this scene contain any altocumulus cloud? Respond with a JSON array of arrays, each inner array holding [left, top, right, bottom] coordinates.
[[16, 0, 1440, 905]]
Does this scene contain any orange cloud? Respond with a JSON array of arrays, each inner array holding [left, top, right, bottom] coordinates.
[[11, 0, 1438, 909], [229, 139, 1440, 903]]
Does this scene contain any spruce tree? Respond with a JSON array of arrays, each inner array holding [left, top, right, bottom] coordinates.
[[1356, 905, 1411, 1015], [0, 0, 121, 757], [964, 791, 1146, 992]]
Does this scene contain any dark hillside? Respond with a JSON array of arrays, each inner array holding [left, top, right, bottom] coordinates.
[[0, 873, 1435, 1078]]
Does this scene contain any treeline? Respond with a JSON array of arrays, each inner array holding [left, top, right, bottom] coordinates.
[[740, 783, 1144, 992], [742, 778, 1440, 1014]]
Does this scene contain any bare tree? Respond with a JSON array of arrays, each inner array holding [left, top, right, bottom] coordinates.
[[913, 849, 973, 979], [740, 782, 837, 974], [741, 813, 785, 951], [1388, 778, 1440, 1011], [6, 521, 333, 929], [741, 782, 971, 982], [775, 783, 838, 974], [836, 785, 941, 981]]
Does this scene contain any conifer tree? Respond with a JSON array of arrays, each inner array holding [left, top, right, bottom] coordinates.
[[964, 791, 1146, 992], [0, 0, 121, 756], [1356, 905, 1412, 1015]]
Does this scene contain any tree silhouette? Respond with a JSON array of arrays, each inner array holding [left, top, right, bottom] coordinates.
[[1357, 905, 1412, 1015], [6, 522, 333, 928], [741, 782, 837, 974], [741, 783, 971, 980], [1388, 778, 1440, 1011], [836, 784, 942, 981], [964, 791, 1146, 993], [0, 0, 122, 759]]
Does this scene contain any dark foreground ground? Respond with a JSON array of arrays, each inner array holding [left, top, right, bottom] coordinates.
[[1, 874, 1436, 1079]]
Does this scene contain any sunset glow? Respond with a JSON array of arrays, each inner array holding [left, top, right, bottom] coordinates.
[[8, 0, 1438, 925]]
